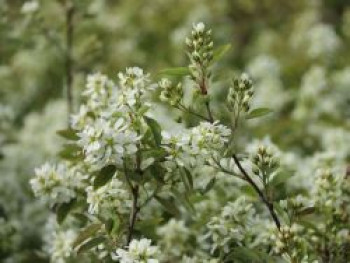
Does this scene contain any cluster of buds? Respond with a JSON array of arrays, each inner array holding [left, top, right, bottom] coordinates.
[[252, 145, 279, 179], [272, 224, 303, 256], [227, 73, 254, 113], [186, 22, 213, 95], [158, 78, 183, 106]]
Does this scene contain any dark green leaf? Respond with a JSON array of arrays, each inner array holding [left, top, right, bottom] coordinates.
[[171, 188, 195, 214], [158, 67, 190, 77], [58, 143, 83, 161], [296, 207, 316, 217], [73, 223, 102, 249], [76, 236, 106, 254], [144, 116, 162, 147], [56, 199, 76, 224], [93, 165, 117, 189], [154, 196, 180, 216], [57, 129, 79, 141], [180, 168, 193, 193], [226, 247, 273, 263], [212, 44, 232, 63], [200, 177, 216, 195], [246, 108, 273, 120], [269, 170, 294, 187]]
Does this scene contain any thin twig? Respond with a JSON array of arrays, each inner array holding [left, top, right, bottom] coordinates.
[[176, 104, 211, 122], [205, 101, 214, 123], [65, 0, 75, 124], [232, 154, 281, 230]]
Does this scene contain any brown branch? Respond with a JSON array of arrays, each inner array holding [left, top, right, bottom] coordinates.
[[232, 154, 281, 230], [127, 185, 139, 244], [65, 0, 75, 124]]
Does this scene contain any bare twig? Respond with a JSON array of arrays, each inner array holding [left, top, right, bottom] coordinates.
[[232, 154, 281, 230], [65, 0, 75, 123]]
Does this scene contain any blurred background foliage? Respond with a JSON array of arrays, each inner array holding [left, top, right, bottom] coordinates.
[[0, 0, 349, 262]]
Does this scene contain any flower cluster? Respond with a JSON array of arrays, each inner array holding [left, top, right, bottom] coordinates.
[[158, 78, 183, 106], [86, 177, 130, 215], [78, 118, 140, 170], [205, 197, 256, 253], [117, 67, 152, 108], [157, 219, 190, 257], [113, 238, 160, 263], [227, 73, 254, 114], [251, 145, 280, 179], [162, 121, 231, 168], [30, 163, 87, 205], [186, 22, 213, 94]]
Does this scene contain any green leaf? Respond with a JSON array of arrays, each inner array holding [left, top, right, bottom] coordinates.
[[212, 44, 232, 63], [58, 143, 83, 161], [171, 188, 195, 214], [158, 67, 190, 77], [180, 167, 193, 193], [200, 177, 216, 195], [154, 196, 180, 216], [56, 199, 76, 224], [144, 116, 162, 147], [226, 247, 273, 263], [269, 170, 293, 187], [93, 165, 117, 189], [73, 223, 102, 249], [246, 108, 273, 120], [296, 207, 316, 217], [57, 129, 79, 141], [76, 236, 106, 254]]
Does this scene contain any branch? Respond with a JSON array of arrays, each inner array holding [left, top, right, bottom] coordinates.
[[127, 185, 139, 244], [205, 101, 214, 123], [232, 154, 281, 230], [65, 0, 75, 124]]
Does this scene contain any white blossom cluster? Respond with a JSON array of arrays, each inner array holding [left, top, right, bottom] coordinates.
[[205, 197, 256, 253], [72, 68, 153, 171], [162, 121, 231, 169], [77, 118, 140, 170], [86, 177, 130, 215], [157, 219, 190, 257], [30, 162, 87, 205], [43, 216, 77, 263], [113, 238, 160, 263]]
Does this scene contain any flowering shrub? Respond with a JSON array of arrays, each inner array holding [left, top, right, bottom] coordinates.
[[29, 22, 350, 263]]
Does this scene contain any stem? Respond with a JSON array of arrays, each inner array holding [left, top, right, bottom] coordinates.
[[205, 101, 214, 123], [232, 154, 281, 230], [65, 0, 74, 124], [176, 104, 211, 122], [127, 185, 139, 244]]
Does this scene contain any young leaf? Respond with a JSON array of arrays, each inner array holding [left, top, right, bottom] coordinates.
[[154, 196, 180, 216], [158, 67, 190, 77], [56, 199, 76, 224], [180, 167, 193, 193], [58, 143, 83, 161], [93, 165, 117, 189], [246, 108, 273, 120], [76, 236, 106, 254], [73, 223, 102, 249], [212, 44, 232, 63], [144, 116, 162, 146], [200, 177, 216, 195], [57, 129, 79, 141]]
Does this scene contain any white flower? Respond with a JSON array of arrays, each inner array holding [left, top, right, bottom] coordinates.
[[21, 0, 39, 14], [78, 117, 140, 169], [113, 238, 160, 263], [31, 163, 87, 205], [193, 22, 205, 33], [84, 72, 115, 110], [86, 177, 129, 214]]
